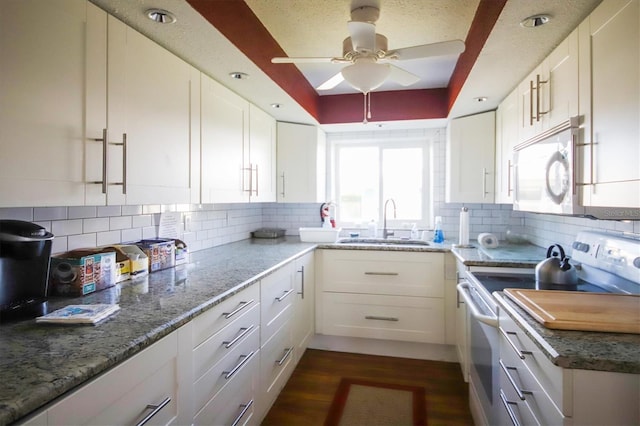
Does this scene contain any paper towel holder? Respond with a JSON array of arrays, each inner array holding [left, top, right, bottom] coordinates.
[[453, 206, 474, 248]]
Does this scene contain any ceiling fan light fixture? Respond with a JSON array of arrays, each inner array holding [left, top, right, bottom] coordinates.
[[520, 14, 550, 28], [341, 61, 391, 94], [146, 8, 176, 24]]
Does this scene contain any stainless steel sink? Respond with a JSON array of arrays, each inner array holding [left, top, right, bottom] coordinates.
[[336, 237, 430, 246]]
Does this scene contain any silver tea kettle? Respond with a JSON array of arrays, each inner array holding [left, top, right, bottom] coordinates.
[[535, 244, 578, 290]]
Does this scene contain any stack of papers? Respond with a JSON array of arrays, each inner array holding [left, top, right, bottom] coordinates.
[[36, 304, 120, 325]]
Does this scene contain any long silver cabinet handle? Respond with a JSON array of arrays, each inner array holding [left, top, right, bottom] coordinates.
[[231, 399, 254, 426], [500, 390, 522, 426], [222, 325, 255, 349], [529, 80, 535, 126], [276, 288, 294, 302], [365, 315, 399, 322], [223, 351, 255, 380], [276, 347, 293, 366], [280, 172, 286, 198], [135, 396, 171, 426], [498, 326, 532, 359], [536, 74, 549, 120], [223, 300, 255, 319], [499, 359, 532, 400], [297, 266, 305, 299], [109, 133, 126, 194], [90, 128, 108, 194], [364, 272, 399, 276]]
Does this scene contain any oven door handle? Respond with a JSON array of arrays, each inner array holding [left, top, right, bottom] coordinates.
[[457, 282, 499, 327]]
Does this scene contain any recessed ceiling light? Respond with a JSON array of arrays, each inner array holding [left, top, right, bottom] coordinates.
[[146, 9, 176, 24], [270, 103, 282, 109], [229, 72, 249, 80], [475, 97, 488, 102], [520, 14, 550, 28]]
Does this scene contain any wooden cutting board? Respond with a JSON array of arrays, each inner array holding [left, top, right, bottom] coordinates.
[[504, 289, 640, 334]]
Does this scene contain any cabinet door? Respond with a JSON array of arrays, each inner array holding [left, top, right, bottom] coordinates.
[[0, 0, 102, 207], [579, 0, 640, 208], [446, 111, 496, 203], [201, 74, 250, 203], [105, 16, 194, 205], [293, 252, 315, 361], [495, 89, 518, 204], [517, 67, 543, 143], [541, 29, 579, 130], [276, 122, 327, 203], [249, 105, 277, 202]]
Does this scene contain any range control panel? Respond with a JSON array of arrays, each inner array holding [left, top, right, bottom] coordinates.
[[572, 231, 640, 285]]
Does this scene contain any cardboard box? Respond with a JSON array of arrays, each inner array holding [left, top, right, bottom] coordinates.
[[135, 239, 175, 272], [173, 239, 189, 266], [49, 250, 117, 296], [102, 244, 149, 281]]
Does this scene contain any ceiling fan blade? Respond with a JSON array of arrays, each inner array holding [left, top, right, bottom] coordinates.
[[271, 57, 338, 64], [347, 21, 376, 53], [388, 65, 420, 86], [316, 72, 345, 90], [387, 39, 465, 60]]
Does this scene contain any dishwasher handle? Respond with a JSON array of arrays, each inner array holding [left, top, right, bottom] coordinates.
[[457, 282, 499, 327]]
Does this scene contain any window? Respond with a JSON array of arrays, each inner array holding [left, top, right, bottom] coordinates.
[[333, 138, 431, 227]]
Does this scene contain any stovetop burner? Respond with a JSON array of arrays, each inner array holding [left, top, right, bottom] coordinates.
[[469, 272, 615, 294]]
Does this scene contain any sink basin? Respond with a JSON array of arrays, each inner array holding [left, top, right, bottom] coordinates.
[[336, 237, 430, 246]]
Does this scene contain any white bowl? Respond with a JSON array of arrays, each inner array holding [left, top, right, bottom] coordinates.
[[299, 227, 342, 243]]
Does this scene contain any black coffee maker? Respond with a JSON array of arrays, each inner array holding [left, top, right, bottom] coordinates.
[[0, 220, 54, 320]]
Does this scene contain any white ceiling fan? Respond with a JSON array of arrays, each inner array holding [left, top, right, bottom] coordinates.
[[271, 4, 466, 95]]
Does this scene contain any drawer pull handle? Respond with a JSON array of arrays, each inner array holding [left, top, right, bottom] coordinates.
[[499, 389, 522, 426], [499, 359, 533, 401], [135, 396, 171, 426], [231, 399, 254, 426], [223, 325, 255, 349], [276, 288, 294, 302], [276, 347, 293, 366], [498, 327, 532, 359], [223, 299, 254, 319], [223, 351, 255, 380], [365, 315, 399, 322], [364, 272, 399, 276]]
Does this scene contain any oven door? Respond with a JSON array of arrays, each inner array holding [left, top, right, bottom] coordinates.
[[457, 282, 500, 426], [513, 117, 583, 216]]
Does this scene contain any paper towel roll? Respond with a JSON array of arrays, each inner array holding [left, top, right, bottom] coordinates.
[[458, 208, 469, 246], [478, 232, 499, 248]]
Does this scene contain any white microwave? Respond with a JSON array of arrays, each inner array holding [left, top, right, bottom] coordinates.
[[513, 117, 584, 216]]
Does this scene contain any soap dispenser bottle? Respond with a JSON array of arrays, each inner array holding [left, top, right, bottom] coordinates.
[[433, 216, 444, 243], [367, 219, 377, 238]]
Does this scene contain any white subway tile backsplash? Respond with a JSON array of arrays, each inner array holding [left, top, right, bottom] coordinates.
[[132, 214, 153, 228], [110, 216, 132, 230], [83, 217, 110, 233], [97, 206, 122, 217], [0, 207, 34, 221], [34, 207, 67, 221], [121, 228, 142, 243], [68, 233, 97, 251], [97, 230, 121, 247], [68, 206, 97, 219], [52, 219, 83, 237], [121, 205, 143, 216]]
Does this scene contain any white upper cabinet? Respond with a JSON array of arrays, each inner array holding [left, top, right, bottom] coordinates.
[[578, 0, 640, 208], [0, 0, 100, 207], [201, 74, 250, 203], [249, 104, 277, 203], [446, 111, 496, 203], [276, 122, 327, 203], [517, 29, 579, 143], [91, 16, 195, 206], [495, 88, 518, 204]]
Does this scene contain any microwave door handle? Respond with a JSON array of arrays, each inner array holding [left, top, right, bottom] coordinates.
[[457, 283, 498, 327]]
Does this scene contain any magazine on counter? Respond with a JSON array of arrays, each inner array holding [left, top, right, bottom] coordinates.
[[36, 304, 120, 324]]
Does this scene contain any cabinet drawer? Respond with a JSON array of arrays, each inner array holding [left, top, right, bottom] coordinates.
[[321, 292, 445, 343], [193, 326, 259, 414], [321, 250, 444, 297], [192, 283, 259, 348], [261, 264, 295, 345], [48, 331, 178, 426], [193, 302, 260, 380], [499, 314, 565, 414], [193, 346, 257, 426], [259, 321, 295, 416]]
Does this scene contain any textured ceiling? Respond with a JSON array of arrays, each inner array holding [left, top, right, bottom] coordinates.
[[88, 0, 602, 131]]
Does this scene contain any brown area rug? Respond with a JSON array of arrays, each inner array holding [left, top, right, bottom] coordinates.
[[324, 378, 427, 426]]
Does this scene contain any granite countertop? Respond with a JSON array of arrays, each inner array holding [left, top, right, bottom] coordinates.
[[451, 241, 547, 268], [494, 292, 640, 374], [0, 237, 315, 426]]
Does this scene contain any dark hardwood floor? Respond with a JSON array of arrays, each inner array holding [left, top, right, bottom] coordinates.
[[261, 349, 473, 425]]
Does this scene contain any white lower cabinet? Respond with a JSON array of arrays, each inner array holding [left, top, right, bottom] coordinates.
[[316, 249, 447, 344], [46, 329, 184, 426]]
